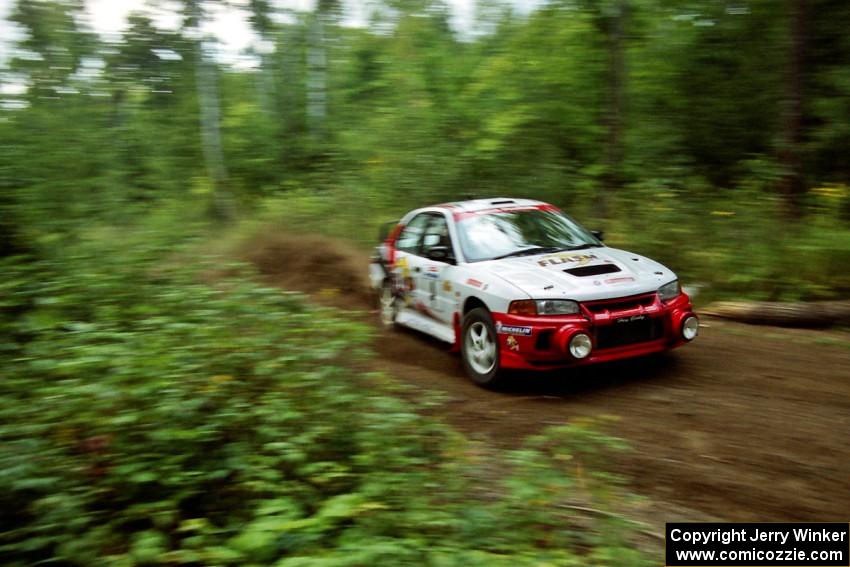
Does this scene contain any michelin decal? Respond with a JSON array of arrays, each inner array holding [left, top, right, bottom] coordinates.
[[496, 322, 533, 336]]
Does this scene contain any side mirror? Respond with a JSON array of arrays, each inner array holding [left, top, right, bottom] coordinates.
[[426, 246, 453, 263], [591, 230, 604, 241], [378, 220, 399, 242]]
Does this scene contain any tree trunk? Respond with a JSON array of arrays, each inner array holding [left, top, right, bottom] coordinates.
[[599, 0, 627, 221], [778, 0, 806, 218], [256, 53, 276, 116], [306, 15, 328, 142], [195, 42, 233, 221], [702, 300, 850, 328]]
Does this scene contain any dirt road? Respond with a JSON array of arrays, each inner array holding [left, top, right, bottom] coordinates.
[[244, 233, 850, 525], [374, 321, 850, 524]]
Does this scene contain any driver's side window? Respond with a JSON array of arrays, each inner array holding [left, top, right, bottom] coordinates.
[[395, 213, 431, 253], [421, 215, 455, 263]]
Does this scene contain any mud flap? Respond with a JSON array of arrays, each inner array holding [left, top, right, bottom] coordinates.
[[368, 259, 387, 290]]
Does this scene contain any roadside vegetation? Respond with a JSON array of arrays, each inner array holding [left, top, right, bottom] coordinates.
[[2, 0, 849, 563], [0, 218, 649, 565], [248, 183, 850, 304], [2, 1, 850, 303]]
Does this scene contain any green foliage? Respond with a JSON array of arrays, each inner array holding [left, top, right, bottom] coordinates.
[[5, 1, 850, 562], [2, 0, 849, 299], [0, 231, 646, 565], [603, 169, 850, 301]]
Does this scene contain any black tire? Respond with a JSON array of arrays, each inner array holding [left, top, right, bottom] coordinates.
[[461, 307, 505, 387]]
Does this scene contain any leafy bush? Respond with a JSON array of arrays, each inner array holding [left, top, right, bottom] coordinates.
[[256, 174, 850, 304], [605, 176, 850, 302], [0, 238, 648, 566]]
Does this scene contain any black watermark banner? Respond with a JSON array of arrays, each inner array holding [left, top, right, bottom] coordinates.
[[666, 523, 849, 566]]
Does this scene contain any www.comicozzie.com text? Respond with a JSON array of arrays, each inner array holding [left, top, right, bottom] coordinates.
[[669, 527, 848, 546]]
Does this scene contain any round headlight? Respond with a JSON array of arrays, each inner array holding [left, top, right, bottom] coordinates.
[[682, 316, 699, 341], [569, 333, 593, 359]]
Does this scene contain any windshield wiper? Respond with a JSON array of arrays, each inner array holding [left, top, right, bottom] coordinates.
[[492, 242, 600, 260], [493, 246, 563, 260], [560, 243, 600, 251]]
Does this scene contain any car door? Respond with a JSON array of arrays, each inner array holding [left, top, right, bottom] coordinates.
[[392, 212, 431, 310], [415, 213, 460, 325]]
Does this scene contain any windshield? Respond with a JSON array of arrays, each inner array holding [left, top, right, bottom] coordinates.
[[456, 208, 601, 263]]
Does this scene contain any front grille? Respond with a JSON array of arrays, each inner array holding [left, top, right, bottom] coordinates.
[[584, 293, 656, 314], [564, 264, 621, 277], [595, 317, 663, 349]]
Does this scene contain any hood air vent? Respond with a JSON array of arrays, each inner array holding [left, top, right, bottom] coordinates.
[[564, 264, 621, 277]]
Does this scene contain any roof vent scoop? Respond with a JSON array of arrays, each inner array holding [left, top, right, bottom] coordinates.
[[564, 264, 621, 277], [490, 199, 515, 205]]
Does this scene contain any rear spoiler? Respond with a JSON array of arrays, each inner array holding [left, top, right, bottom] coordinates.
[[378, 220, 399, 242]]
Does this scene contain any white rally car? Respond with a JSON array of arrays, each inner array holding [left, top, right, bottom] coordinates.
[[369, 198, 698, 386]]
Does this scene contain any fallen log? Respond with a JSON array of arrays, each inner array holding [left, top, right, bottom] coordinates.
[[701, 300, 850, 328]]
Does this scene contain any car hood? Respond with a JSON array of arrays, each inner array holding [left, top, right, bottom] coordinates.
[[477, 246, 676, 301]]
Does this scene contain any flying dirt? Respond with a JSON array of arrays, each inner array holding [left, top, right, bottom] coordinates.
[[242, 232, 850, 526]]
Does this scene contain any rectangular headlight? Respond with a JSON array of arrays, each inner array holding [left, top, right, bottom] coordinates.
[[508, 299, 580, 316], [536, 299, 580, 315], [658, 280, 681, 302]]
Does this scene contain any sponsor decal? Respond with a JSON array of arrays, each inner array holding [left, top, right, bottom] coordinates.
[[616, 315, 646, 323], [506, 335, 520, 352], [466, 278, 484, 288], [415, 301, 435, 317], [442, 280, 452, 292], [496, 322, 533, 336], [453, 204, 560, 221], [395, 256, 411, 277], [604, 276, 635, 284], [537, 253, 599, 268], [423, 271, 439, 279]]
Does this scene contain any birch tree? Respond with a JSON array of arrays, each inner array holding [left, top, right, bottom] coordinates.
[[182, 0, 233, 221]]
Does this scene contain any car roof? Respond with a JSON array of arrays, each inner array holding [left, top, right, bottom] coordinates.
[[432, 198, 548, 212]]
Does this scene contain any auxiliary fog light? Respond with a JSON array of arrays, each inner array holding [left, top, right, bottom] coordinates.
[[569, 333, 593, 359], [682, 316, 699, 341]]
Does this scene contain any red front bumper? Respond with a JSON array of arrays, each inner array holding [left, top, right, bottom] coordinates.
[[492, 292, 696, 371]]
